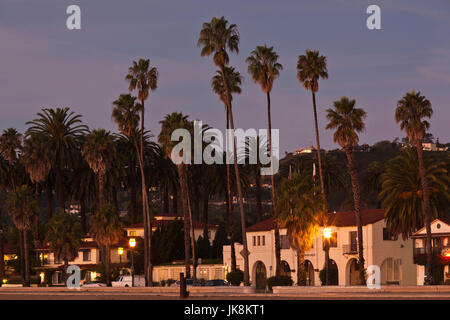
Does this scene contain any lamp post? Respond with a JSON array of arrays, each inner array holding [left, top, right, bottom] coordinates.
[[129, 238, 136, 287], [118, 247, 123, 274], [323, 228, 332, 286]]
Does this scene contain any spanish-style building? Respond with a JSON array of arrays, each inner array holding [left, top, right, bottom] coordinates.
[[411, 217, 450, 285], [223, 209, 417, 288]]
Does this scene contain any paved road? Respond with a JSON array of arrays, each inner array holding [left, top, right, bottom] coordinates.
[[1, 290, 450, 300]]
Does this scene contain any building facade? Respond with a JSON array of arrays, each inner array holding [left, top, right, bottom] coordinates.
[[223, 209, 417, 288], [412, 218, 450, 285]]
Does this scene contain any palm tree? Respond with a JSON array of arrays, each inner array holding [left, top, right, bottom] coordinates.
[[6, 185, 39, 287], [380, 149, 450, 239], [0, 128, 23, 191], [45, 210, 83, 284], [277, 171, 325, 285], [246, 44, 283, 277], [395, 91, 435, 282], [22, 132, 52, 244], [297, 49, 328, 197], [26, 107, 88, 211], [126, 59, 158, 286], [158, 112, 197, 284], [90, 203, 123, 286], [210, 66, 243, 275], [112, 94, 142, 224], [326, 96, 367, 283], [82, 129, 117, 208]]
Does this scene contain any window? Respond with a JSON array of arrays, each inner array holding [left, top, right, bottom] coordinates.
[[262, 236, 265, 246], [381, 257, 402, 284], [383, 228, 397, 241], [253, 236, 256, 246], [257, 236, 260, 246], [82, 249, 91, 262], [280, 235, 290, 249], [129, 231, 136, 237]]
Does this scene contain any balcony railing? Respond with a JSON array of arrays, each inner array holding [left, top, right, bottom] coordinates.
[[343, 243, 358, 254], [414, 246, 450, 256]]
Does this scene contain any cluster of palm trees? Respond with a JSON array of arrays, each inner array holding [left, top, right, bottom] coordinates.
[[0, 15, 448, 288]]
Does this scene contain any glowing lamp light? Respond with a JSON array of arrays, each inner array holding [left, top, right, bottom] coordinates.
[[323, 228, 332, 239], [2, 279, 6, 284], [129, 238, 136, 248], [118, 247, 124, 255]]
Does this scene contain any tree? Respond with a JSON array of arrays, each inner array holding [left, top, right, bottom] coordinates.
[[0, 128, 23, 191], [326, 96, 367, 283], [82, 129, 117, 208], [277, 171, 325, 285], [158, 112, 197, 284], [198, 16, 251, 285], [380, 149, 450, 239], [26, 108, 88, 211], [210, 66, 242, 273], [395, 91, 435, 282], [45, 210, 83, 284], [126, 59, 159, 286], [112, 94, 142, 224], [6, 185, 39, 287], [90, 203, 123, 286], [246, 44, 283, 276], [22, 132, 52, 243], [297, 49, 328, 197]]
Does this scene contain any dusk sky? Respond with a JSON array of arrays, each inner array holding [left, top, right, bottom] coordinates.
[[1, 0, 449, 154]]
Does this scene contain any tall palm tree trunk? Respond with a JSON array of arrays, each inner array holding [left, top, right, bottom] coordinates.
[[296, 248, 304, 286], [23, 230, 30, 287], [0, 224, 5, 287], [225, 109, 237, 272], [106, 244, 111, 286], [133, 113, 152, 286], [267, 92, 281, 277], [163, 184, 170, 213], [98, 174, 105, 208], [227, 104, 250, 286], [178, 164, 191, 278], [80, 197, 87, 235], [45, 184, 53, 220], [344, 146, 365, 284], [19, 230, 25, 280], [172, 185, 178, 213], [416, 143, 433, 282], [312, 92, 326, 197], [129, 156, 137, 224], [33, 184, 40, 245], [202, 187, 209, 238], [185, 168, 197, 284], [255, 172, 262, 222]]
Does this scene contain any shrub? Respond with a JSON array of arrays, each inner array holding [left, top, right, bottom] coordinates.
[[266, 276, 293, 291], [167, 279, 176, 287], [160, 280, 166, 287], [226, 270, 244, 286]]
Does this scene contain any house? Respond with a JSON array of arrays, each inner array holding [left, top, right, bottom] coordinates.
[[411, 217, 450, 285], [422, 142, 448, 152], [223, 209, 417, 288], [125, 212, 218, 244], [35, 236, 132, 285]]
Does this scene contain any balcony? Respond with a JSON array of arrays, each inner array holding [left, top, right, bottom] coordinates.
[[343, 244, 358, 254]]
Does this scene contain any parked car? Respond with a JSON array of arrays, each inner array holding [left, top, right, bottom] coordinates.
[[82, 281, 107, 287], [205, 279, 229, 286], [111, 275, 145, 287], [174, 278, 194, 287]]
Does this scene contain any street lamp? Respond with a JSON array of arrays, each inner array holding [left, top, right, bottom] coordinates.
[[129, 238, 136, 287], [118, 247, 124, 273], [323, 228, 332, 286]]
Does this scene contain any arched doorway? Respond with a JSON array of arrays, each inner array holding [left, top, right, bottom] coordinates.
[[280, 261, 291, 277], [253, 261, 267, 290], [323, 259, 338, 285], [304, 260, 315, 286], [347, 258, 364, 285]]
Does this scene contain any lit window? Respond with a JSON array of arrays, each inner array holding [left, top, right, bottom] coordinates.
[[129, 231, 136, 237]]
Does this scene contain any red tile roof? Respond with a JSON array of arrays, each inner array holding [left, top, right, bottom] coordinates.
[[247, 209, 386, 232]]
